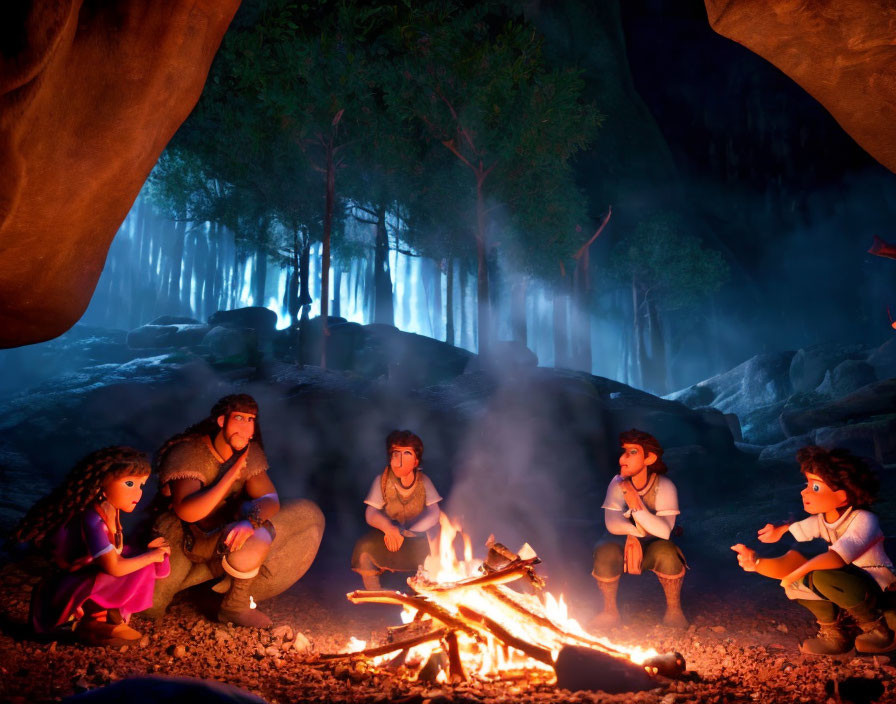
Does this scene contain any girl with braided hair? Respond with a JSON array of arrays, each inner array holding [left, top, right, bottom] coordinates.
[[733, 445, 896, 656], [15, 446, 170, 646]]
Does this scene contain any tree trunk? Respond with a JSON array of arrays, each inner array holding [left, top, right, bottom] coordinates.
[[373, 204, 394, 325], [571, 257, 592, 373], [299, 237, 311, 322], [332, 266, 342, 318], [181, 226, 196, 314], [632, 276, 645, 389], [194, 226, 209, 319], [510, 277, 528, 345], [321, 141, 335, 368], [475, 181, 490, 355], [430, 258, 442, 339], [253, 243, 267, 309], [445, 258, 455, 346], [287, 231, 300, 327], [553, 290, 569, 369], [645, 298, 668, 394]]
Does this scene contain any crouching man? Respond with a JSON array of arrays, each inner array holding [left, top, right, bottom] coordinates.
[[592, 429, 687, 628], [146, 394, 324, 627]]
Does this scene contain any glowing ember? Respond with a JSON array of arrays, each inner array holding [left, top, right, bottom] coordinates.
[[331, 513, 677, 688]]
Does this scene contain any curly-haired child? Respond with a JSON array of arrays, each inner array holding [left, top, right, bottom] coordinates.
[[14, 447, 170, 646], [732, 445, 896, 655]]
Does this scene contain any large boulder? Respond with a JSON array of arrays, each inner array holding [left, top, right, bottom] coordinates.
[[127, 323, 211, 349], [814, 359, 877, 398], [665, 351, 794, 443], [353, 324, 473, 387], [789, 342, 868, 393], [0, 2, 240, 348], [868, 337, 896, 381], [208, 307, 278, 358], [201, 326, 257, 366], [705, 0, 896, 174], [780, 378, 896, 437]]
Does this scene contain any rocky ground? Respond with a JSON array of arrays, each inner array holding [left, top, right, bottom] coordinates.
[[1, 559, 893, 704]]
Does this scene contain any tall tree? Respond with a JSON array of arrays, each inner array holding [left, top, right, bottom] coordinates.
[[387, 2, 600, 354], [610, 214, 729, 394]]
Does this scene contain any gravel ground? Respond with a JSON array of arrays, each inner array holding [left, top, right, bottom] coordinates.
[[1, 561, 894, 704]]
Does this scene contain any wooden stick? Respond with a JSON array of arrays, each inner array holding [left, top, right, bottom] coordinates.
[[316, 628, 448, 661], [456, 605, 555, 666], [483, 585, 627, 657], [347, 590, 478, 637], [411, 558, 540, 593], [444, 631, 467, 682]]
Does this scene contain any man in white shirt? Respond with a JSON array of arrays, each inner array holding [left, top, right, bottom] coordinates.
[[732, 445, 896, 655], [592, 429, 687, 628], [351, 430, 442, 590]]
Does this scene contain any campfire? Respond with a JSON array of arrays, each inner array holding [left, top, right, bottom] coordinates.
[[319, 515, 686, 694]]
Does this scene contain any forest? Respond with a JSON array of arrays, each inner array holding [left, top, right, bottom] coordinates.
[[82, 0, 743, 396]]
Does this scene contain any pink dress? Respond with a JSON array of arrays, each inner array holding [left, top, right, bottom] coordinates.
[[31, 504, 170, 633]]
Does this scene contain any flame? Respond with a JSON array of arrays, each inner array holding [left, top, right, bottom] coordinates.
[[249, 595, 257, 610], [363, 513, 660, 681]]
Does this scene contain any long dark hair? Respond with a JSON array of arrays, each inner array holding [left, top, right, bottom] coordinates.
[[153, 394, 264, 473], [13, 446, 150, 547]]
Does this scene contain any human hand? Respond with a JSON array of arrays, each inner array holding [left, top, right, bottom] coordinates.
[[383, 527, 405, 552], [225, 520, 255, 552], [146, 535, 171, 552], [620, 480, 645, 512], [757, 523, 789, 543], [150, 546, 170, 563], [624, 534, 643, 574], [730, 543, 759, 572]]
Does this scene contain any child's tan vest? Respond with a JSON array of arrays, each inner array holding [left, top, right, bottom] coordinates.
[[380, 468, 427, 526]]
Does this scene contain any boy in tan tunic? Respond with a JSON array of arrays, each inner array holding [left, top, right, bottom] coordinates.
[[351, 430, 442, 590]]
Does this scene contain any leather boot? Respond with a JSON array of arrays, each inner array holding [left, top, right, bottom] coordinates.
[[657, 572, 688, 628], [848, 595, 896, 653], [799, 617, 852, 656], [218, 576, 273, 629], [592, 576, 621, 627], [360, 573, 382, 591]]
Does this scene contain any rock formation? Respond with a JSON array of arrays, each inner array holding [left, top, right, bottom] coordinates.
[[0, 1, 239, 348]]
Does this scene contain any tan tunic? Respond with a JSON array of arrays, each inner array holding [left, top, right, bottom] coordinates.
[[158, 434, 269, 532], [380, 468, 427, 526]]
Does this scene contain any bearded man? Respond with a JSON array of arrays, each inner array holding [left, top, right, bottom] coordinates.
[[146, 394, 324, 627]]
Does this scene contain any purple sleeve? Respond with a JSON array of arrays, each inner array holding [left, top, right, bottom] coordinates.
[[81, 510, 115, 559]]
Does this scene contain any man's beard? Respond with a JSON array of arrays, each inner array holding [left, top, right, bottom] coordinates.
[[227, 432, 250, 451]]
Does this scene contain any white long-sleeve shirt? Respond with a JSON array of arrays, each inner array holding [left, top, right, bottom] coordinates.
[[602, 474, 679, 540]]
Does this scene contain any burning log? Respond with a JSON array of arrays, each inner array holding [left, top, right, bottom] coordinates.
[[318, 628, 449, 661], [481, 585, 628, 657], [444, 631, 466, 682], [455, 605, 555, 666], [412, 557, 541, 593], [347, 590, 480, 638], [554, 645, 657, 694]]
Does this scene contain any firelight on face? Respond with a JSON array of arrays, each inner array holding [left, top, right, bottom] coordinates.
[[390, 445, 419, 478], [800, 472, 848, 516], [223, 411, 256, 451], [619, 443, 654, 478], [102, 474, 147, 512]]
